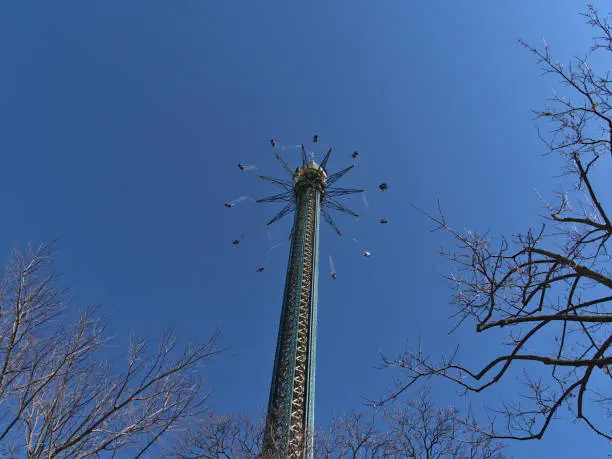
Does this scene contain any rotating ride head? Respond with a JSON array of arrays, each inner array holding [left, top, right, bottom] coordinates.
[[294, 160, 327, 195]]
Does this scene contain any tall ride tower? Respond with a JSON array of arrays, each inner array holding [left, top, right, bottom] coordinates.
[[257, 144, 362, 458]]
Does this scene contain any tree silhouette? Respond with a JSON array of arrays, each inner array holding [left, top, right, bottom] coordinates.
[[381, 5, 611, 442], [0, 244, 221, 457]]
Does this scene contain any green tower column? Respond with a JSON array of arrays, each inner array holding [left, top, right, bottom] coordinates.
[[257, 147, 362, 458], [263, 164, 323, 458]]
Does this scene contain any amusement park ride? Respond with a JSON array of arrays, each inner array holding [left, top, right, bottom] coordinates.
[[225, 136, 388, 458]]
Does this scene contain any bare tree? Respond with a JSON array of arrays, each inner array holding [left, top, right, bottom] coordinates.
[[380, 5, 611, 441], [168, 391, 504, 458], [383, 390, 505, 459], [0, 244, 221, 457], [316, 411, 389, 458], [170, 412, 264, 458], [314, 390, 505, 458]]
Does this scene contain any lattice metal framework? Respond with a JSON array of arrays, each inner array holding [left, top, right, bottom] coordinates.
[[258, 145, 362, 458]]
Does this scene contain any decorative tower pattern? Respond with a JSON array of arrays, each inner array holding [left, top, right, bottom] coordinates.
[[257, 144, 362, 458]]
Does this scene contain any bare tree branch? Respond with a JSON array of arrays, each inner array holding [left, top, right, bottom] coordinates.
[[168, 390, 506, 458], [381, 5, 612, 442], [0, 245, 223, 456]]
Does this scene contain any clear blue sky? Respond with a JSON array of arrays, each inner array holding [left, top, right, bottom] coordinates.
[[0, 1, 609, 457]]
